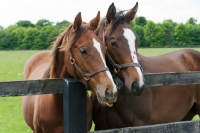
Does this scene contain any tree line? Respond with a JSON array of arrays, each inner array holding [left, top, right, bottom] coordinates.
[[0, 17, 200, 50], [0, 19, 70, 50], [132, 17, 200, 47]]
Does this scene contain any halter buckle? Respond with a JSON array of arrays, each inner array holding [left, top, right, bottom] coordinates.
[[70, 58, 75, 64], [114, 64, 120, 73], [83, 74, 90, 81]]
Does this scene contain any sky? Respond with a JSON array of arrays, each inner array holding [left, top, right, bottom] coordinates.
[[0, 0, 200, 28]]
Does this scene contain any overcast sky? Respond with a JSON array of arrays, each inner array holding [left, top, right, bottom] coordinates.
[[0, 0, 200, 28]]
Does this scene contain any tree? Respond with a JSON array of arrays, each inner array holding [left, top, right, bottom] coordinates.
[[2, 25, 19, 49], [34, 25, 59, 49], [174, 23, 188, 46], [5, 25, 18, 33], [0, 30, 6, 49], [132, 23, 149, 47], [16, 20, 34, 28], [20, 27, 39, 49], [12, 27, 26, 49], [0, 30, 17, 50], [161, 20, 177, 47], [0, 25, 3, 30], [144, 21, 165, 47], [135, 16, 147, 27], [185, 23, 196, 45], [187, 17, 197, 25], [56, 20, 71, 32], [36, 19, 53, 29], [194, 24, 200, 45]]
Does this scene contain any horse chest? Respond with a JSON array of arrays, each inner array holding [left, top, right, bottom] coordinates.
[[35, 95, 64, 127]]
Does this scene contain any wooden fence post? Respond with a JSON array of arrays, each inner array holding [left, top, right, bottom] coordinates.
[[63, 78, 87, 133]]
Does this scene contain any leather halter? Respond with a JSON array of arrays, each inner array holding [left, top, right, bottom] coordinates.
[[106, 52, 142, 73], [69, 49, 109, 81], [67, 25, 109, 82], [102, 24, 143, 74]]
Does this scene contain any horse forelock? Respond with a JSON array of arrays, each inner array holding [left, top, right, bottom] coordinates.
[[99, 10, 129, 38]]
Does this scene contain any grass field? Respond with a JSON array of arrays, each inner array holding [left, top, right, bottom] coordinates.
[[0, 48, 200, 132]]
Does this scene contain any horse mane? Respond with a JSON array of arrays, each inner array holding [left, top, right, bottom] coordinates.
[[42, 24, 87, 79]]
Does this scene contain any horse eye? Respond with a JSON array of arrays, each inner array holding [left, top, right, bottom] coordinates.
[[80, 48, 87, 55], [110, 41, 117, 47]]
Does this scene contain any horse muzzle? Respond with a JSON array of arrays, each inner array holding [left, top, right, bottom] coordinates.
[[96, 88, 118, 107], [131, 81, 146, 96]]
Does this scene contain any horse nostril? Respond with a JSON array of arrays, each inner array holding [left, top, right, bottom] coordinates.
[[131, 81, 138, 93], [105, 88, 111, 97]]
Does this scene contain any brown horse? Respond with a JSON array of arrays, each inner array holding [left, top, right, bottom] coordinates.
[[22, 12, 118, 132], [96, 2, 145, 95], [91, 3, 200, 131]]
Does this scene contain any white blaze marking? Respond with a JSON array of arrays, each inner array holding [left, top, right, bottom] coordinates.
[[93, 38, 117, 93], [123, 28, 144, 87]]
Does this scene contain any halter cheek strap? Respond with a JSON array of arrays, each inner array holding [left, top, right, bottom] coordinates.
[[69, 49, 109, 82]]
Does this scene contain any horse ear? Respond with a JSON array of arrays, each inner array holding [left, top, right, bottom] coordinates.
[[106, 3, 116, 23], [73, 12, 82, 32], [125, 2, 138, 22], [87, 11, 100, 30]]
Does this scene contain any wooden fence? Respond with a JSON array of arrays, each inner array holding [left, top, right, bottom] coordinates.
[[1, 71, 200, 133]]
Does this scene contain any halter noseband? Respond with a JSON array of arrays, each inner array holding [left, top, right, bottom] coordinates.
[[69, 49, 109, 81], [106, 52, 142, 73]]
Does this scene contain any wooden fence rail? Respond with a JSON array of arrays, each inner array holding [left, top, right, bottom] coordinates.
[[91, 120, 200, 133], [1, 71, 200, 97], [1, 71, 200, 133]]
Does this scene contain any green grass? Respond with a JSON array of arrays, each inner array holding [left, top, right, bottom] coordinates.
[[0, 50, 40, 133], [0, 48, 200, 132], [138, 47, 200, 56]]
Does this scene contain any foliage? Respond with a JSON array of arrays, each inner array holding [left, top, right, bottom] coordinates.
[[135, 16, 147, 27], [187, 17, 197, 25], [0, 25, 3, 30], [16, 20, 35, 28], [144, 21, 165, 47], [0, 17, 200, 49], [20, 27, 39, 49], [161, 20, 176, 47], [34, 25, 59, 49], [0, 29, 17, 50], [132, 24, 149, 47], [56, 20, 71, 32], [0, 19, 71, 50], [35, 19, 53, 29]]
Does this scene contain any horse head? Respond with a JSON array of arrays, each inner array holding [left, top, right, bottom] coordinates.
[[97, 2, 145, 95], [49, 12, 117, 106]]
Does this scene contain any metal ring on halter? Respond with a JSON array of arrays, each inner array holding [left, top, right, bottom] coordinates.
[[114, 64, 120, 73], [83, 74, 90, 81], [70, 57, 75, 64]]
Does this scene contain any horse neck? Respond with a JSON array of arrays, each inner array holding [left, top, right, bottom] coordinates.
[[50, 51, 72, 78], [137, 53, 144, 65], [50, 51, 72, 102]]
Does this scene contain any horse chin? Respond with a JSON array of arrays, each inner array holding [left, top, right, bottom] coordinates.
[[124, 81, 146, 96], [131, 84, 146, 96], [96, 93, 115, 107]]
